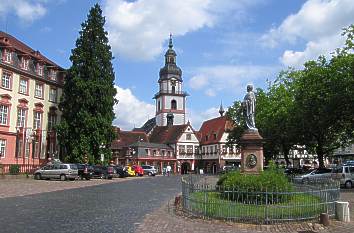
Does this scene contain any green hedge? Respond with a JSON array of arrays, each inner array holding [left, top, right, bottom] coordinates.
[[217, 163, 293, 204], [9, 164, 20, 175]]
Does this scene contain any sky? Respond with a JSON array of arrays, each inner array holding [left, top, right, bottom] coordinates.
[[1, 0, 353, 130]]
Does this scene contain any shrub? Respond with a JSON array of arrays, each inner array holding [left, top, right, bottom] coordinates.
[[9, 164, 20, 175], [217, 163, 293, 204]]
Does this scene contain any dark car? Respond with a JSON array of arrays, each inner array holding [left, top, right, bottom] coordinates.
[[284, 167, 306, 177], [76, 164, 94, 180], [92, 165, 114, 179], [113, 165, 128, 178]]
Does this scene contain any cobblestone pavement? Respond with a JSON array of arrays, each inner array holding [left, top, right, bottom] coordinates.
[[0, 176, 144, 198], [0, 175, 181, 233], [136, 190, 354, 233]]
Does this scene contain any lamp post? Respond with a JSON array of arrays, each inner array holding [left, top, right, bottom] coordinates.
[[99, 143, 105, 164], [25, 129, 36, 176]]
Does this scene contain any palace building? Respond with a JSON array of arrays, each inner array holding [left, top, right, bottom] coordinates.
[[0, 31, 65, 173]]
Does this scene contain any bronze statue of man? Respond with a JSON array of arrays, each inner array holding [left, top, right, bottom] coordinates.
[[242, 84, 257, 131]]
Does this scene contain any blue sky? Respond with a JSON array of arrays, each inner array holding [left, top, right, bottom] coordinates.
[[1, 0, 353, 130]]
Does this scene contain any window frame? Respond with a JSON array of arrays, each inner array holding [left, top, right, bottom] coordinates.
[[1, 71, 12, 90], [17, 108, 27, 128], [19, 78, 29, 95], [3, 49, 12, 64], [49, 87, 57, 103], [37, 64, 43, 76], [171, 100, 177, 110], [33, 111, 42, 129], [48, 113, 57, 131], [21, 57, 29, 71], [0, 105, 9, 125], [34, 82, 44, 99], [0, 139, 6, 158]]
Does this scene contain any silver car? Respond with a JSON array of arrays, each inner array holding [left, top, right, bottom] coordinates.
[[331, 166, 354, 188], [34, 163, 78, 181], [295, 168, 332, 183], [141, 165, 157, 176]]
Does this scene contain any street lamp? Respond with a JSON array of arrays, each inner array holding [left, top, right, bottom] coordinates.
[[99, 143, 105, 164], [25, 129, 36, 176]]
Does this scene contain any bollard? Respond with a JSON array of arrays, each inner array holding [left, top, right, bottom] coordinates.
[[335, 201, 350, 222], [319, 213, 330, 226]]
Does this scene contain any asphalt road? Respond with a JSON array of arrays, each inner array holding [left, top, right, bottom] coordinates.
[[0, 176, 181, 233]]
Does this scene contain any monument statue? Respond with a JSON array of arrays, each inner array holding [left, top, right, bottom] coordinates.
[[239, 84, 263, 174], [242, 84, 257, 131]]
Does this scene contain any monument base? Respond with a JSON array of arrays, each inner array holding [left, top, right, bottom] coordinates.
[[240, 129, 264, 174]]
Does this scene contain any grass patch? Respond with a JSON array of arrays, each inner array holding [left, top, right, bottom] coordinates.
[[188, 191, 325, 221]]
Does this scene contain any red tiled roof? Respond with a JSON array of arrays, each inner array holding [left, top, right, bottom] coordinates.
[[149, 124, 189, 144], [0, 31, 63, 69], [111, 130, 148, 149], [198, 116, 234, 145]]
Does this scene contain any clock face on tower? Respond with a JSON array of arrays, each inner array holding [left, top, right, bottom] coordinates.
[[246, 154, 257, 168]]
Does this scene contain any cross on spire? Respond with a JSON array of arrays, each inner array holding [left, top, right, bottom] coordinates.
[[169, 33, 173, 49]]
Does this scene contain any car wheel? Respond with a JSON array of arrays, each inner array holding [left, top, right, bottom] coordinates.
[[345, 181, 352, 189], [85, 177, 90, 180], [148, 172, 152, 176], [60, 174, 67, 181], [100, 174, 104, 179], [34, 173, 41, 180]]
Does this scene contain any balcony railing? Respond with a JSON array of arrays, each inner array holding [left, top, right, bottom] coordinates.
[[154, 90, 189, 98]]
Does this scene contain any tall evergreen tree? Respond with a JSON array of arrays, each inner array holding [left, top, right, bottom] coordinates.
[[57, 4, 117, 164]]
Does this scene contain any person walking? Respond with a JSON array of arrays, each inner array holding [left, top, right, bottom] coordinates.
[[166, 165, 172, 176]]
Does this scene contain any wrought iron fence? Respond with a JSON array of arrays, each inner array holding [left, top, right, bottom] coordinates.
[[181, 175, 340, 224]]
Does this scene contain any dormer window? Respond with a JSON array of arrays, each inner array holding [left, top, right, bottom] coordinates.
[[49, 69, 57, 81], [21, 58, 29, 70], [37, 64, 43, 76], [3, 49, 12, 63]]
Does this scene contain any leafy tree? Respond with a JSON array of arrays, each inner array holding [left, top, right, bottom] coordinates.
[[293, 55, 353, 168], [57, 4, 117, 164]]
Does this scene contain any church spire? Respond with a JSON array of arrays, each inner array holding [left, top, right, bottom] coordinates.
[[219, 101, 225, 116]]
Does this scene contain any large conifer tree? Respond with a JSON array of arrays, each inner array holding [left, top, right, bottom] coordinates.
[[57, 4, 117, 163]]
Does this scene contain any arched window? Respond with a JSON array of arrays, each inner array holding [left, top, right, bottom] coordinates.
[[171, 85, 175, 94], [171, 100, 177, 110]]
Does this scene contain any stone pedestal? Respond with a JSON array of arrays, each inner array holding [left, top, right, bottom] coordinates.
[[239, 129, 264, 174]]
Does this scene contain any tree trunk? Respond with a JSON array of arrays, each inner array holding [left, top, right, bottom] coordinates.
[[316, 146, 325, 168]]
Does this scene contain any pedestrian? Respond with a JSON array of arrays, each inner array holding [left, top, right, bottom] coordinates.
[[166, 165, 172, 176], [162, 167, 166, 176]]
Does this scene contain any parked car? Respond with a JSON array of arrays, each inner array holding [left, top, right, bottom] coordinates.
[[295, 168, 332, 183], [113, 165, 128, 178], [34, 163, 78, 181], [132, 165, 144, 176], [125, 166, 136, 176], [331, 165, 354, 188], [284, 167, 307, 177], [92, 165, 114, 179], [76, 164, 94, 180], [141, 165, 157, 176]]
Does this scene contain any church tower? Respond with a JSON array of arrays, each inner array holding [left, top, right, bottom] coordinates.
[[154, 35, 188, 126]]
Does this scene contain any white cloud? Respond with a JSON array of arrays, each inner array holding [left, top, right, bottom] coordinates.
[[261, 0, 354, 67], [0, 0, 47, 23], [113, 85, 155, 130], [188, 107, 221, 130], [188, 65, 278, 96], [104, 0, 259, 61]]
